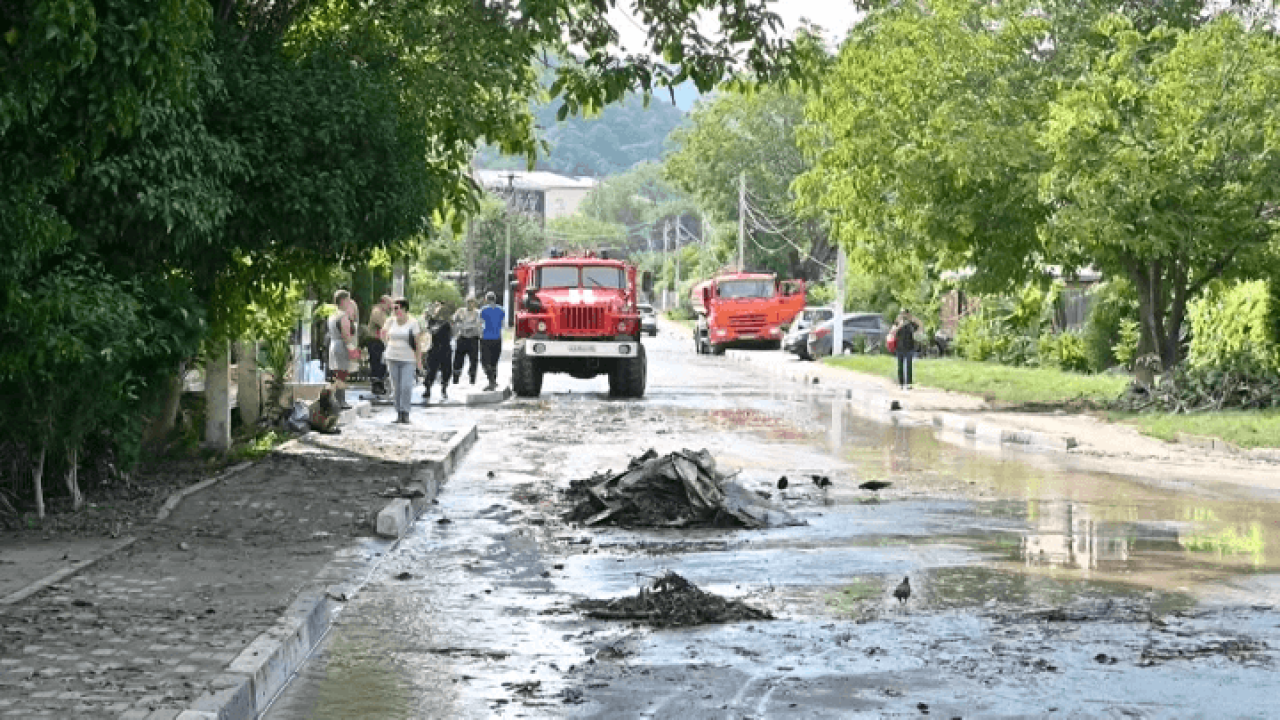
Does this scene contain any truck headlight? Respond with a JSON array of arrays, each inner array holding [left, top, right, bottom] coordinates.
[[536, 320, 547, 333], [617, 321, 627, 332]]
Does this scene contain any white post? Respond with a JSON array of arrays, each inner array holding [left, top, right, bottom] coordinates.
[[392, 260, 405, 299], [236, 339, 260, 427], [832, 245, 846, 356], [466, 218, 475, 299], [204, 340, 231, 451], [737, 172, 746, 271]]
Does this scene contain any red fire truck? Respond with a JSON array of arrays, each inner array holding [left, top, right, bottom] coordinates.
[[510, 251, 646, 397], [691, 271, 806, 355]]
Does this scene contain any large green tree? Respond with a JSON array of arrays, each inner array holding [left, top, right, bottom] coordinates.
[[1041, 15, 1280, 370], [797, 0, 1280, 373], [666, 84, 835, 280], [2, 0, 812, 507]]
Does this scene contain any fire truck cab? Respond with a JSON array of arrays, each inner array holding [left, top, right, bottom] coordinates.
[[511, 251, 646, 398], [691, 271, 806, 355]]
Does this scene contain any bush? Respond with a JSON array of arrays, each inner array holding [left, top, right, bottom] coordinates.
[[1081, 278, 1139, 372], [1037, 329, 1091, 373], [408, 272, 465, 316], [1186, 280, 1280, 376]]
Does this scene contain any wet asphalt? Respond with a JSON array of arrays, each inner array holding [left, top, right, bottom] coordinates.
[[265, 324, 1280, 719]]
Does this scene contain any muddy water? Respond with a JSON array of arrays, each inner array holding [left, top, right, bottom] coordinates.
[[266, 334, 1280, 718]]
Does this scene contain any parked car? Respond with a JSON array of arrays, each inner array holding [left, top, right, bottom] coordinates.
[[806, 312, 886, 359], [637, 303, 658, 336], [782, 306, 836, 360]]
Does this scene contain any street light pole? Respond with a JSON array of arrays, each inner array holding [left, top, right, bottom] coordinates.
[[504, 173, 515, 326]]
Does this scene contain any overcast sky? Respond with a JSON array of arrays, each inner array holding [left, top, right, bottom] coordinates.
[[605, 1, 864, 109]]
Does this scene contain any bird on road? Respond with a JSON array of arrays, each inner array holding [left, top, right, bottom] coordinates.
[[893, 576, 911, 604], [777, 475, 788, 490], [859, 480, 892, 491], [811, 474, 832, 488]]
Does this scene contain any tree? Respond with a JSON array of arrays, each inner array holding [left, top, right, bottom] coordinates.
[[797, 0, 1280, 374], [666, 83, 836, 280], [1041, 15, 1280, 371]]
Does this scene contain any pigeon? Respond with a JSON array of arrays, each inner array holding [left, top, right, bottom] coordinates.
[[777, 476, 789, 490], [893, 576, 911, 604], [811, 475, 832, 489], [395, 571, 413, 581], [859, 480, 892, 491]]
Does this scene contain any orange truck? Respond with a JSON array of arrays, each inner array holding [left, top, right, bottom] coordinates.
[[690, 271, 806, 355]]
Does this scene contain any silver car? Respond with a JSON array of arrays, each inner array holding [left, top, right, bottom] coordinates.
[[806, 312, 886, 358], [782, 307, 836, 360], [637, 303, 658, 336]]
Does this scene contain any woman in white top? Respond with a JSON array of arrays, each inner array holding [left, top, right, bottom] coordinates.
[[380, 298, 423, 423]]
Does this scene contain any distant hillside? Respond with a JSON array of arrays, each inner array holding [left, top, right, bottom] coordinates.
[[475, 93, 686, 177]]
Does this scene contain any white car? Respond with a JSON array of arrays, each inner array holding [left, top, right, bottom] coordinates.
[[637, 303, 658, 336]]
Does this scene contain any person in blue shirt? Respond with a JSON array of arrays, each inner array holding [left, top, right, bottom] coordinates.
[[479, 291, 506, 391]]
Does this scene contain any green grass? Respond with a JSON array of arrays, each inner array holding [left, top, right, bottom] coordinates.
[[823, 355, 1130, 408], [1115, 410, 1280, 449]]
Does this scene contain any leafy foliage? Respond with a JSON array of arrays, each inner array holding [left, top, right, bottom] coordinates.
[[797, 0, 1280, 376], [1186, 281, 1280, 376], [666, 83, 835, 281]]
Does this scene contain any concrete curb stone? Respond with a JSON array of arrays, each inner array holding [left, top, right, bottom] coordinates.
[[464, 386, 513, 405], [728, 348, 1084, 455], [186, 421, 479, 720]]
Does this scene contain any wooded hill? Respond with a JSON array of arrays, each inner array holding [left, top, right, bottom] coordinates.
[[475, 93, 686, 177]]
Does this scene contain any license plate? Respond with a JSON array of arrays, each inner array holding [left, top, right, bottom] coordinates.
[[568, 344, 595, 353], [740, 334, 756, 340]]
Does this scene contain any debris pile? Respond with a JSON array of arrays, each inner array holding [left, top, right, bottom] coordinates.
[[575, 572, 772, 627], [563, 448, 802, 528]]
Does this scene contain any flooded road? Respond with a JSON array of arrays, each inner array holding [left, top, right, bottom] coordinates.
[[266, 327, 1280, 719]]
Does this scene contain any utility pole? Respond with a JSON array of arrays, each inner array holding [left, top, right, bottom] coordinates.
[[663, 219, 670, 310], [737, 171, 746, 272], [503, 173, 516, 326], [832, 245, 846, 357]]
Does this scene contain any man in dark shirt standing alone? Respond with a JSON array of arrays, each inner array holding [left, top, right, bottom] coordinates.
[[479, 291, 505, 391]]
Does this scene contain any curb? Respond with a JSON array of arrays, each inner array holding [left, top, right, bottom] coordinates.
[[1, 460, 257, 608], [730, 349, 1081, 455], [464, 386, 512, 406], [376, 423, 479, 538], [0, 536, 139, 606], [186, 422, 479, 720]]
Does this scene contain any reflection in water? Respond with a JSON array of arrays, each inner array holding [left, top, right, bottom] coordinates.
[[805, 393, 1280, 592]]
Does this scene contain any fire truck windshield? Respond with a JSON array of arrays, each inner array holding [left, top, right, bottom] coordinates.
[[583, 266, 624, 289], [718, 279, 773, 299], [538, 266, 579, 288]]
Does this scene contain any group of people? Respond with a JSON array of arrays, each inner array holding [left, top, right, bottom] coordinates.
[[341, 291, 506, 424]]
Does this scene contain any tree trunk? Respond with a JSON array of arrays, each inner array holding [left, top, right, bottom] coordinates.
[[64, 446, 82, 511], [237, 340, 261, 427], [205, 340, 232, 451], [32, 445, 45, 520], [143, 363, 186, 446]]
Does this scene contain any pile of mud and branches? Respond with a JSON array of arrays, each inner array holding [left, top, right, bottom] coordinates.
[[575, 572, 772, 628], [563, 448, 802, 529]]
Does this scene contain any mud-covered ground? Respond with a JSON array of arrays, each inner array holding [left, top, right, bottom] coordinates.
[[264, 327, 1280, 719], [0, 421, 457, 717]]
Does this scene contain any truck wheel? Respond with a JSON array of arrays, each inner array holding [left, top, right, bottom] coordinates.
[[609, 345, 646, 397], [512, 345, 542, 397]]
